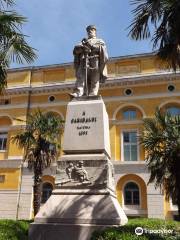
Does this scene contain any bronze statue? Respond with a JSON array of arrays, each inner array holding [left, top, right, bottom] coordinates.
[[70, 25, 108, 98]]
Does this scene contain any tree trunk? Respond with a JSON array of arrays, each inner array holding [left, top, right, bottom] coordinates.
[[33, 155, 42, 216], [175, 156, 180, 221], [33, 183, 41, 216], [176, 184, 180, 220]]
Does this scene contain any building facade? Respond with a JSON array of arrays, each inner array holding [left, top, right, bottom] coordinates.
[[0, 53, 179, 220]]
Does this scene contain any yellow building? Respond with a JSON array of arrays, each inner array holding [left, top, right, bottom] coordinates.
[[0, 52, 179, 220]]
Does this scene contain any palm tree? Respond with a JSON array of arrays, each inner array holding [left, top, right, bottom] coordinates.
[[141, 109, 180, 218], [12, 110, 64, 216], [128, 0, 180, 71], [0, 0, 37, 91]]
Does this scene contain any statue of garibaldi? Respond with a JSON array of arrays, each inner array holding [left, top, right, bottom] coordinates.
[[70, 25, 108, 98]]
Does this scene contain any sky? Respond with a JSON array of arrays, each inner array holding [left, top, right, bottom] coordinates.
[[11, 0, 153, 68]]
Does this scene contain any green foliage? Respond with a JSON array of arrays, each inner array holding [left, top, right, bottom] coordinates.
[[141, 109, 180, 216], [13, 110, 64, 163], [0, 220, 29, 240], [12, 110, 64, 215], [0, 219, 179, 240], [128, 0, 180, 71], [0, 0, 37, 92], [91, 218, 180, 240]]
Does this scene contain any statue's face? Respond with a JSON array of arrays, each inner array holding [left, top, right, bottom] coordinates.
[[87, 29, 96, 38]]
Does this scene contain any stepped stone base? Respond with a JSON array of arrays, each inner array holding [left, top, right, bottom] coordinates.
[[29, 189, 127, 240], [29, 223, 117, 240]]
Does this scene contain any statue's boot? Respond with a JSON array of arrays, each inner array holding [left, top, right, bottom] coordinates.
[[69, 92, 81, 98]]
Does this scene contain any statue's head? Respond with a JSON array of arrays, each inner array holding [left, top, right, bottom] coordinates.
[[86, 25, 96, 38], [78, 161, 84, 166], [69, 162, 73, 167]]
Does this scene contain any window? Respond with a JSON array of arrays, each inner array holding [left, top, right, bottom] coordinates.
[[124, 182, 140, 205], [167, 85, 175, 92], [124, 88, 133, 96], [0, 175, 5, 182], [48, 143, 56, 157], [41, 182, 53, 204], [123, 110, 136, 120], [0, 132, 7, 151], [0, 99, 11, 105], [48, 95, 55, 102], [166, 107, 180, 116], [123, 131, 138, 161]]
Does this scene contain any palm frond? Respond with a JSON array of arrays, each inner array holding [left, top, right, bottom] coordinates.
[[0, 6, 37, 91], [128, 0, 162, 40], [141, 108, 180, 215], [0, 0, 14, 8], [128, 0, 180, 71], [12, 131, 35, 149], [4, 32, 37, 64]]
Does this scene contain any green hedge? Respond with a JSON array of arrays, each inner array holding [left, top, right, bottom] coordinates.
[[91, 218, 180, 240], [0, 220, 29, 240], [0, 218, 179, 240]]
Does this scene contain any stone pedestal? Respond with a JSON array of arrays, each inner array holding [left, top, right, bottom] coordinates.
[[63, 98, 110, 157], [29, 97, 127, 240]]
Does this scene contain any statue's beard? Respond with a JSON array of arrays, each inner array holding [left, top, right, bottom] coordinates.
[[88, 33, 96, 39]]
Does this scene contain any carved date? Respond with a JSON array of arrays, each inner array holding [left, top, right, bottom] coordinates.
[[79, 131, 88, 136]]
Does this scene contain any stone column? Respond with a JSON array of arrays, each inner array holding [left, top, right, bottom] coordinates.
[[147, 183, 165, 219]]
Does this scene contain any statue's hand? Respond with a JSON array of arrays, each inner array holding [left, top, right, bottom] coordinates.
[[82, 38, 93, 49], [81, 38, 88, 45]]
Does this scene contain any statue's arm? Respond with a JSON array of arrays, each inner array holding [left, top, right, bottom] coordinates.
[[73, 45, 83, 70], [73, 45, 84, 55]]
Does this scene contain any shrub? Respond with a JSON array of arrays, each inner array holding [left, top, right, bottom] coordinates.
[[0, 220, 30, 240], [91, 218, 180, 240]]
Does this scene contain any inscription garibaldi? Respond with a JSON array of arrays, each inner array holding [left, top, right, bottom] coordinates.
[[70, 25, 108, 98]]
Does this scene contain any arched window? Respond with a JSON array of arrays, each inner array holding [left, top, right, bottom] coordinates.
[[166, 106, 180, 116], [123, 110, 137, 120], [41, 182, 53, 204], [124, 182, 140, 205]]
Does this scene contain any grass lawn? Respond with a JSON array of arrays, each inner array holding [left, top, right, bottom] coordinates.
[[0, 218, 179, 240]]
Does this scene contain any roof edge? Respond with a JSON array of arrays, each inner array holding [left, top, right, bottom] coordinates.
[[7, 52, 156, 73]]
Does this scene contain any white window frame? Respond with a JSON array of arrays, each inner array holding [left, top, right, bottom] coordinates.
[[121, 129, 139, 162], [123, 109, 137, 121], [0, 132, 8, 152]]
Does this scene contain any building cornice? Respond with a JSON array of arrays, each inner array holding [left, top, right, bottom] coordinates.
[[0, 160, 21, 168], [5, 71, 180, 96], [105, 71, 180, 88], [6, 82, 74, 95], [1, 90, 180, 110]]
